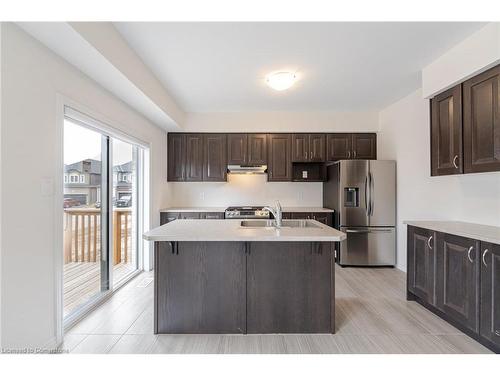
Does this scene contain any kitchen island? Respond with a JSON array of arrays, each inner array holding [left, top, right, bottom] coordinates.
[[143, 219, 345, 334]]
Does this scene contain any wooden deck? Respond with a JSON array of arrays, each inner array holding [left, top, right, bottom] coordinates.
[[64, 261, 137, 317]]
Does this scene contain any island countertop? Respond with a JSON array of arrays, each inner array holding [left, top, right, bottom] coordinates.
[[143, 219, 346, 242]]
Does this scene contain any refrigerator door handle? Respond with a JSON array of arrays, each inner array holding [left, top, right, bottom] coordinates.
[[364, 176, 369, 216], [369, 171, 374, 216]]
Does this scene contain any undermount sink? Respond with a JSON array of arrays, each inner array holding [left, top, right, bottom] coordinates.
[[240, 220, 320, 229]]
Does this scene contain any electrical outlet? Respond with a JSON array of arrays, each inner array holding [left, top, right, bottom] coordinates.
[[200, 192, 205, 201]]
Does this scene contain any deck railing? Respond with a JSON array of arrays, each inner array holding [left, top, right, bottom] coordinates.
[[63, 207, 132, 265]]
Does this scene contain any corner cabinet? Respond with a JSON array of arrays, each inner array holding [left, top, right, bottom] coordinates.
[[267, 134, 292, 181], [407, 225, 499, 353], [430, 63, 500, 176]]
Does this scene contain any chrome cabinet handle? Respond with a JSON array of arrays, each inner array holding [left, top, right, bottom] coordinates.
[[427, 236, 433, 249], [347, 150, 351, 159], [467, 246, 474, 263], [453, 155, 459, 169], [482, 249, 489, 267], [353, 150, 357, 158]]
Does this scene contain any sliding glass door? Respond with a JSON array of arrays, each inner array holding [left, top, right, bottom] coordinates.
[[63, 120, 110, 319], [63, 108, 144, 324]]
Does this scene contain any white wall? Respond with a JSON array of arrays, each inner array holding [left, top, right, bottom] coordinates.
[[422, 23, 500, 98], [378, 89, 500, 271], [167, 111, 379, 207], [0, 24, 166, 348]]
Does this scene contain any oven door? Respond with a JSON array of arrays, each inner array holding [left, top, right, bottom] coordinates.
[[339, 227, 396, 266]]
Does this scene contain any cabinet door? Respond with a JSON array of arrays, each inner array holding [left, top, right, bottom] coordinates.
[[407, 226, 437, 305], [156, 241, 246, 334], [291, 212, 311, 219], [311, 213, 332, 227], [185, 134, 204, 181], [203, 134, 227, 181], [480, 242, 500, 348], [310, 134, 326, 161], [431, 85, 463, 176], [436, 233, 479, 332], [352, 133, 376, 159], [178, 212, 201, 219], [227, 134, 247, 165], [201, 212, 224, 219], [267, 134, 292, 181], [160, 212, 180, 225], [326, 134, 352, 160], [247, 242, 333, 333], [248, 134, 267, 165], [292, 134, 309, 162], [463, 65, 500, 174], [167, 133, 185, 181]]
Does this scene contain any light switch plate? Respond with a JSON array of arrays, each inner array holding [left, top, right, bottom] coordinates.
[[40, 178, 55, 197]]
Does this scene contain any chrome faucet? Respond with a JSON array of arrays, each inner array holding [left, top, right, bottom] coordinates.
[[263, 200, 283, 228]]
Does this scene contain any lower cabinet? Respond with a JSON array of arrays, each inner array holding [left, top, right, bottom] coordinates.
[[480, 242, 500, 348], [435, 233, 480, 333], [160, 211, 223, 224], [246, 242, 333, 333], [282, 212, 333, 227], [407, 226, 499, 353], [407, 226, 437, 306], [155, 241, 247, 334]]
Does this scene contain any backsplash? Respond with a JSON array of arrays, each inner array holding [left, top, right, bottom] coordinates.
[[166, 174, 323, 207]]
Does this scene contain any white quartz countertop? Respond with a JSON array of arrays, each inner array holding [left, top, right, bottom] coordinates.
[[144, 219, 345, 242], [404, 221, 500, 245], [159, 206, 334, 213]]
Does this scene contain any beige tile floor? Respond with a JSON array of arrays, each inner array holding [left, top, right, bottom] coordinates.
[[64, 266, 493, 354]]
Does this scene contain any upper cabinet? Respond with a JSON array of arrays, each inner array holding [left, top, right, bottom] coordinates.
[[168, 133, 227, 182], [292, 134, 326, 162], [168, 132, 377, 183], [431, 85, 463, 176], [463, 65, 500, 174], [267, 134, 292, 181], [167, 133, 185, 181], [430, 63, 500, 177], [204, 134, 227, 181], [227, 133, 267, 165], [326, 133, 377, 161]]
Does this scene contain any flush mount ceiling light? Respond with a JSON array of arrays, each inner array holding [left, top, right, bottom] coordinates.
[[265, 71, 297, 91]]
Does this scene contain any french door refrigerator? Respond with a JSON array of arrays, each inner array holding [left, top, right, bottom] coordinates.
[[323, 160, 396, 266]]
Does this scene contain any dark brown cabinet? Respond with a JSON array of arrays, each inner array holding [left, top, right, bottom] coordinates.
[[435, 233, 480, 333], [431, 85, 463, 176], [407, 226, 437, 306], [463, 65, 500, 174], [248, 134, 267, 164], [267, 134, 292, 181], [352, 133, 377, 159], [286, 212, 333, 227], [204, 134, 227, 181], [167, 133, 185, 181], [326, 133, 377, 161], [429, 63, 500, 176], [161, 211, 223, 224], [227, 133, 267, 165], [480, 242, 500, 347], [155, 241, 246, 333], [292, 134, 326, 162], [185, 134, 204, 181], [246, 242, 333, 333], [407, 226, 500, 351], [227, 134, 247, 165]]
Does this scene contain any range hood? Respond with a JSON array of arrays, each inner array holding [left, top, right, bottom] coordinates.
[[227, 164, 268, 174]]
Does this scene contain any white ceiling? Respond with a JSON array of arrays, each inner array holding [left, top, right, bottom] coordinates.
[[114, 22, 485, 113]]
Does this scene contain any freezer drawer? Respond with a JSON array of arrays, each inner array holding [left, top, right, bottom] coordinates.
[[339, 227, 396, 266]]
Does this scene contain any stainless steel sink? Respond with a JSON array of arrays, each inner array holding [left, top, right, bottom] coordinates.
[[240, 220, 320, 229]]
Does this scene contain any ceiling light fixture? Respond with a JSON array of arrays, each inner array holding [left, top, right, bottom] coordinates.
[[265, 71, 297, 91]]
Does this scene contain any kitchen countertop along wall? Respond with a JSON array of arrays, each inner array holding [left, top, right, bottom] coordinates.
[[160, 206, 335, 213]]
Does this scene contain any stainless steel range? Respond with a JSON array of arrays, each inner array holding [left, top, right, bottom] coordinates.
[[224, 206, 270, 219]]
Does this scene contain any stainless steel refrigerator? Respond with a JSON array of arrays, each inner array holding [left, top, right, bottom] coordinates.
[[323, 160, 396, 266]]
